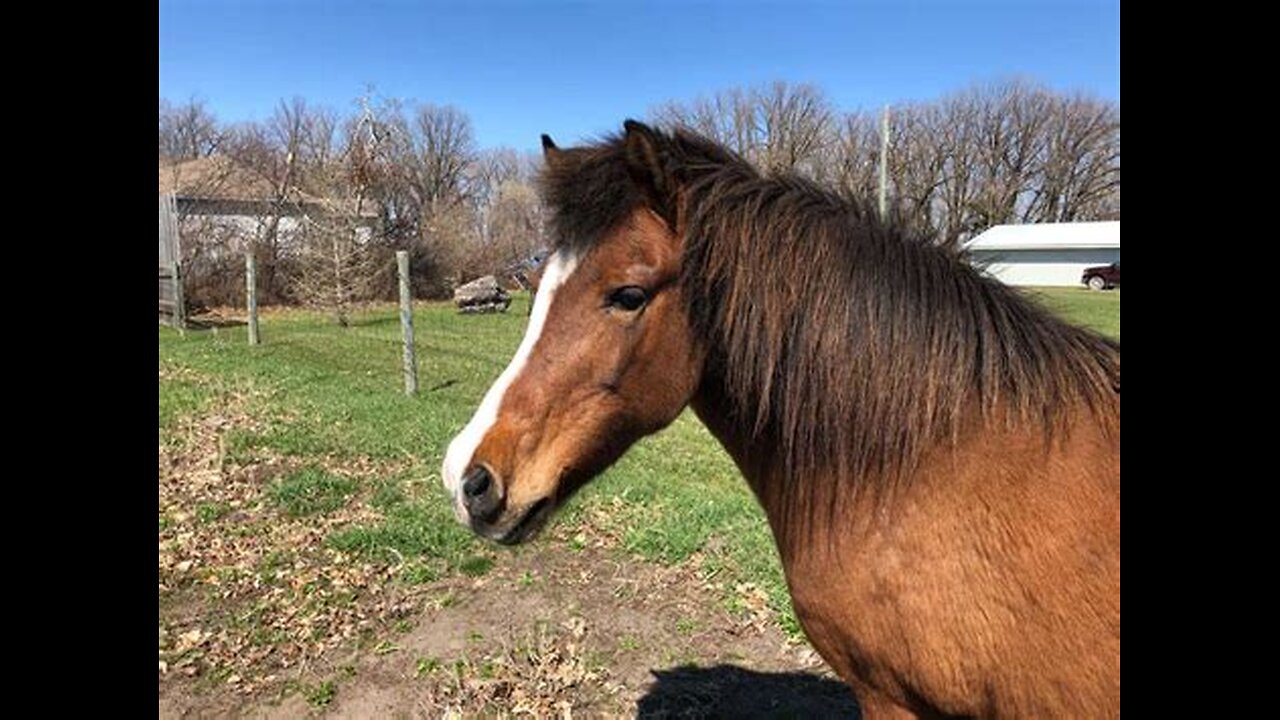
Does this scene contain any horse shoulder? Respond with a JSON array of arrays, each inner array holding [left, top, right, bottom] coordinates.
[[781, 413, 1119, 718]]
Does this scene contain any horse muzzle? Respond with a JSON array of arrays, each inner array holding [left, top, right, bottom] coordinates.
[[456, 464, 555, 545]]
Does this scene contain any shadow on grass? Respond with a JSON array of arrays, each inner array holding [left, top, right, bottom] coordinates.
[[344, 314, 402, 328], [184, 314, 246, 330], [637, 664, 860, 719]]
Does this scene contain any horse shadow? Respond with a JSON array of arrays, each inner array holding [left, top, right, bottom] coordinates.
[[636, 664, 860, 719]]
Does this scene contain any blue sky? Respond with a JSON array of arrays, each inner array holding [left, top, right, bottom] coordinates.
[[159, 0, 1120, 151]]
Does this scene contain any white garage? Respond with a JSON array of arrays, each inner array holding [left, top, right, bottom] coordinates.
[[964, 221, 1120, 287]]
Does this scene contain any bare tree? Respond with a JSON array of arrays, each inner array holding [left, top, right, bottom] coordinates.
[[473, 148, 522, 201], [459, 147, 548, 279], [824, 79, 1119, 245], [933, 92, 981, 246], [756, 81, 835, 176], [956, 80, 1051, 231], [290, 207, 384, 325], [1029, 95, 1120, 223], [652, 87, 756, 157], [884, 102, 950, 241], [217, 99, 312, 300], [287, 101, 391, 324], [401, 104, 476, 210], [651, 81, 835, 177], [830, 112, 882, 202], [159, 97, 223, 162], [368, 102, 481, 294], [475, 177, 545, 276], [163, 78, 1119, 311], [469, 147, 520, 245]]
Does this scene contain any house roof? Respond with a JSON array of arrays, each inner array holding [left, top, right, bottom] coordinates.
[[964, 221, 1120, 251], [158, 155, 378, 219], [159, 155, 289, 203]]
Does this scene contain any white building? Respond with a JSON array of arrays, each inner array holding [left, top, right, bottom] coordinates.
[[158, 155, 378, 258], [964, 221, 1120, 287]]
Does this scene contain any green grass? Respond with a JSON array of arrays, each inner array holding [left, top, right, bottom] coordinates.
[[157, 369, 217, 436], [327, 499, 473, 563], [160, 288, 1119, 638], [303, 679, 337, 707], [269, 467, 359, 518], [1024, 287, 1120, 340], [196, 502, 231, 524]]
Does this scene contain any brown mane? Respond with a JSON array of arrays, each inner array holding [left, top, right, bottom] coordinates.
[[540, 126, 1120, 506]]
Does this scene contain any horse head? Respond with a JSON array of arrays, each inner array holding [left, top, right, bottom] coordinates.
[[441, 121, 704, 544]]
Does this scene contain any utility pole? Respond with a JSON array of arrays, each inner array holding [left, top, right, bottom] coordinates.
[[879, 105, 890, 219]]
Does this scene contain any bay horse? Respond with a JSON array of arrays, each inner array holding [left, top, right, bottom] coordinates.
[[442, 121, 1120, 718]]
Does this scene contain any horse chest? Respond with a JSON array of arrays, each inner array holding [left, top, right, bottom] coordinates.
[[784, 533, 978, 710], [777, 459, 1119, 719]]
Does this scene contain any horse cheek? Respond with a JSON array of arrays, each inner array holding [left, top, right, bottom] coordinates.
[[635, 322, 701, 430]]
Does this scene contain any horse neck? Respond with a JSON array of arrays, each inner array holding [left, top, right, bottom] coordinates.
[[688, 372, 884, 552]]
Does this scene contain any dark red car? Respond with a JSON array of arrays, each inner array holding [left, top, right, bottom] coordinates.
[[1082, 262, 1120, 290]]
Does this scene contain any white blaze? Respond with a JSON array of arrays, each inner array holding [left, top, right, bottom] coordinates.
[[442, 251, 579, 514]]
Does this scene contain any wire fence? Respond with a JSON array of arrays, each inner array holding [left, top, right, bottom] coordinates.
[[164, 248, 533, 398]]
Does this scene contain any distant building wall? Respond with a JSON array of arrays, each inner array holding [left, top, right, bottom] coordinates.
[[968, 247, 1120, 286]]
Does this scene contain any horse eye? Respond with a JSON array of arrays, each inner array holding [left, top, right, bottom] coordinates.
[[607, 286, 648, 312]]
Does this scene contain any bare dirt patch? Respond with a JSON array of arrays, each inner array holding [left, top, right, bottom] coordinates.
[[162, 542, 858, 718], [159, 371, 857, 718]]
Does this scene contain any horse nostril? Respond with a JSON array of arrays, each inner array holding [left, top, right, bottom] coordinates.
[[462, 465, 493, 499], [463, 461, 491, 497], [461, 465, 504, 523]]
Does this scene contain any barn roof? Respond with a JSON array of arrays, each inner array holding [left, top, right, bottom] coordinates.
[[159, 155, 291, 203], [965, 221, 1120, 251], [158, 155, 378, 219]]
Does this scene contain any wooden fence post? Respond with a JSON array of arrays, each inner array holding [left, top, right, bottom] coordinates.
[[246, 250, 260, 346], [398, 251, 418, 395], [173, 260, 186, 333]]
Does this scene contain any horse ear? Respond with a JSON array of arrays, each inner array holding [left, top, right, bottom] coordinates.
[[623, 119, 674, 221], [541, 134, 563, 164]]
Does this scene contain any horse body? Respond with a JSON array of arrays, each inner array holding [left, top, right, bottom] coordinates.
[[441, 121, 1120, 718], [695, 385, 1119, 718]]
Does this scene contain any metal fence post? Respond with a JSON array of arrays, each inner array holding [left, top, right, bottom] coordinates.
[[398, 251, 418, 395], [246, 250, 260, 346]]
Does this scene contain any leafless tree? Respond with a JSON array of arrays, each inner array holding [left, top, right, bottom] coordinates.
[[473, 148, 522, 201], [358, 102, 481, 295], [394, 103, 476, 210], [215, 99, 312, 300], [653, 87, 756, 157], [162, 77, 1118, 310], [884, 102, 950, 241], [473, 176, 545, 278], [467, 148, 547, 275], [830, 112, 881, 201], [159, 97, 223, 162], [827, 79, 1119, 245], [287, 101, 393, 324], [1028, 94, 1120, 223], [652, 81, 835, 177], [756, 81, 836, 176], [954, 80, 1049, 231]]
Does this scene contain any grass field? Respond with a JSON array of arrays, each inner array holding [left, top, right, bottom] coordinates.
[[1024, 286, 1120, 339], [158, 286, 1118, 712], [159, 293, 772, 603]]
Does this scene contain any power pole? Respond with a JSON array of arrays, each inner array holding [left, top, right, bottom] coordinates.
[[879, 105, 890, 219]]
